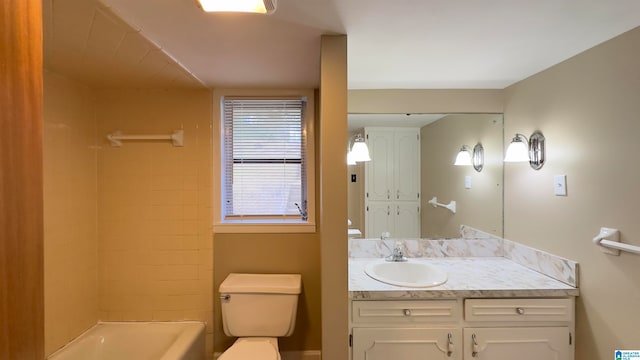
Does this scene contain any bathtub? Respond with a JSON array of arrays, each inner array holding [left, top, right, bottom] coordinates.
[[48, 321, 206, 360]]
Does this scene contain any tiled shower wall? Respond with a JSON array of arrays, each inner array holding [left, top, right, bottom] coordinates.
[[43, 75, 214, 356], [95, 88, 214, 353], [43, 71, 99, 355]]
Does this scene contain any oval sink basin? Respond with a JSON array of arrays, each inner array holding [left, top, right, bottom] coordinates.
[[364, 260, 448, 288]]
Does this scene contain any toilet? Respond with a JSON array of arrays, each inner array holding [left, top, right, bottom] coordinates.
[[218, 273, 302, 360]]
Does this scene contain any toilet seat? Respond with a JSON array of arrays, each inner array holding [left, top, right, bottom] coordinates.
[[219, 338, 281, 360]]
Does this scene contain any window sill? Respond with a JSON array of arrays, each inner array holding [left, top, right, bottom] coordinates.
[[213, 221, 316, 234]]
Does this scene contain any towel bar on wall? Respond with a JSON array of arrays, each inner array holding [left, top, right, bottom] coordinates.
[[107, 129, 184, 147], [427, 196, 456, 214], [593, 227, 640, 256]]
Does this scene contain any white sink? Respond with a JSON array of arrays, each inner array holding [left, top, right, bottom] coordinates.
[[364, 260, 448, 288]]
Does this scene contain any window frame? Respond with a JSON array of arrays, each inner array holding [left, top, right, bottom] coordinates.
[[212, 89, 316, 233]]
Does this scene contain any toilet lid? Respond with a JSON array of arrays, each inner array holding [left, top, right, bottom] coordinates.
[[219, 339, 280, 360]]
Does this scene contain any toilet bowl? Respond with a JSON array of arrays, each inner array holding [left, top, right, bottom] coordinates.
[[218, 273, 302, 360], [218, 338, 280, 360]]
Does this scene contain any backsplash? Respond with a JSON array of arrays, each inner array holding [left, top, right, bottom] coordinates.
[[349, 238, 503, 258], [349, 225, 578, 287], [503, 239, 578, 287]]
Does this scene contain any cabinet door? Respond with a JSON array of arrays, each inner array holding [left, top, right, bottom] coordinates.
[[394, 129, 420, 201], [365, 130, 394, 201], [464, 327, 570, 360], [352, 328, 461, 360], [366, 202, 394, 238], [394, 202, 420, 238]]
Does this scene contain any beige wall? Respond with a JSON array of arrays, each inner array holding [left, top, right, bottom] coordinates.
[[213, 234, 321, 352], [319, 35, 349, 360], [95, 88, 214, 354], [348, 89, 504, 114], [210, 88, 322, 354], [43, 71, 99, 355], [503, 26, 640, 359], [421, 114, 503, 238]]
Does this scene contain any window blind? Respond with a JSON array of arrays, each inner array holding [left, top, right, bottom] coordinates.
[[222, 97, 307, 219]]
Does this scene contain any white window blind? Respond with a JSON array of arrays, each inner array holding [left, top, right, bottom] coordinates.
[[222, 97, 307, 220]]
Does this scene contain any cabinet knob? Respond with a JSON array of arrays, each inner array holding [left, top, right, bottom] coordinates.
[[516, 307, 525, 315], [403, 309, 411, 316]]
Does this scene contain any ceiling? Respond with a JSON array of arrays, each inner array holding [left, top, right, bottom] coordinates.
[[45, 0, 640, 90]]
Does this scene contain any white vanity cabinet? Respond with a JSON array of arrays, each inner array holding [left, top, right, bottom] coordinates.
[[350, 298, 574, 360], [353, 328, 462, 360], [351, 300, 462, 360], [364, 127, 420, 238]]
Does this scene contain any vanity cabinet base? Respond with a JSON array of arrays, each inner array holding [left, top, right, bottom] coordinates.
[[350, 298, 574, 360], [352, 328, 461, 360]]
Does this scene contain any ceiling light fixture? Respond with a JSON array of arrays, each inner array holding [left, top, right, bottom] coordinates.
[[196, 0, 277, 14]]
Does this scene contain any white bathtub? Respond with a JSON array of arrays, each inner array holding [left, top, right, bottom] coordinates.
[[48, 321, 206, 360]]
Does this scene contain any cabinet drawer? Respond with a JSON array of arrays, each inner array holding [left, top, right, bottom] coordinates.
[[465, 298, 573, 323], [353, 300, 459, 324]]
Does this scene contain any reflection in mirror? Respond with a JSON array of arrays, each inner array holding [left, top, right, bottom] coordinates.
[[347, 114, 503, 239]]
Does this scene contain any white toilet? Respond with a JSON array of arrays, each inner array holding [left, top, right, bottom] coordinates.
[[218, 273, 302, 360]]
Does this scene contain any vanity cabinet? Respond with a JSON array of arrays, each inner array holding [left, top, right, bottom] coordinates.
[[463, 327, 569, 359], [351, 300, 461, 360], [353, 328, 461, 360], [364, 127, 420, 238], [350, 298, 574, 360]]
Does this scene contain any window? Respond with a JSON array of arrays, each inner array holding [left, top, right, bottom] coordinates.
[[216, 93, 315, 232]]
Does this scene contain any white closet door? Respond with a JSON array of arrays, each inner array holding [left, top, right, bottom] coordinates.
[[394, 202, 420, 238], [365, 130, 393, 201], [366, 202, 394, 238], [394, 129, 420, 201]]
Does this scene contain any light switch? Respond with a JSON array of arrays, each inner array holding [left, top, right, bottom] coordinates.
[[554, 175, 567, 196], [465, 176, 472, 189]]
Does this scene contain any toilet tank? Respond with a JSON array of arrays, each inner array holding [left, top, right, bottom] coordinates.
[[219, 273, 302, 337]]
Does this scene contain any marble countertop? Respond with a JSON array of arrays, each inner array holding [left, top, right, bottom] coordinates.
[[349, 257, 579, 300]]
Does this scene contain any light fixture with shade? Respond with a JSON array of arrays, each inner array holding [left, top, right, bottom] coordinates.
[[454, 145, 472, 166], [347, 151, 356, 165], [196, 0, 277, 14], [454, 144, 484, 172], [349, 134, 371, 162], [347, 134, 371, 165], [504, 131, 545, 170]]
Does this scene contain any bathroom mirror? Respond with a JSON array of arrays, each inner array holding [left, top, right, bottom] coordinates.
[[347, 113, 503, 239]]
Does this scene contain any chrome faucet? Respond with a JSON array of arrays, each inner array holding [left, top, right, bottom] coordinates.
[[385, 240, 408, 262]]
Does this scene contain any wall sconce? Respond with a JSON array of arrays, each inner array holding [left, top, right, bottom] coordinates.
[[347, 134, 371, 165], [454, 145, 472, 166], [454, 144, 483, 172], [472, 143, 484, 172], [504, 131, 545, 170]]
